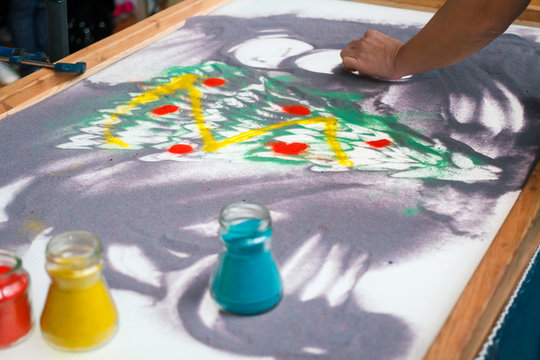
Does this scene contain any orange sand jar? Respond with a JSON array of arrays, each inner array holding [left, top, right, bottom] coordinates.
[[40, 231, 118, 351]]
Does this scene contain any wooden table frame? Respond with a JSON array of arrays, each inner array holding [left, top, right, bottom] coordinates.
[[1, 1, 539, 359], [355, 0, 540, 26]]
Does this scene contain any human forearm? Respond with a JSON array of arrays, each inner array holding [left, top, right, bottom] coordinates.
[[340, 0, 532, 80], [394, 0, 532, 77]]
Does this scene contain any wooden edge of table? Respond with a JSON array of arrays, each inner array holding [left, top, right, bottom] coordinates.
[[424, 160, 540, 360], [351, 0, 540, 26], [0, 0, 233, 120]]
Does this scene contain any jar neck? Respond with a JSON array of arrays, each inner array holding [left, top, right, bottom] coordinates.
[[218, 202, 273, 254], [45, 231, 104, 289], [0, 250, 29, 301], [0, 250, 22, 276], [221, 233, 272, 255], [47, 263, 103, 289], [219, 203, 271, 234]]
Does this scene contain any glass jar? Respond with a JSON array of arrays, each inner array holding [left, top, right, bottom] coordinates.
[[209, 202, 282, 315], [40, 231, 118, 351], [0, 249, 33, 348]]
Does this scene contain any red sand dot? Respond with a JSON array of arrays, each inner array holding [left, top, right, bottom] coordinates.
[[203, 78, 226, 87], [270, 141, 309, 155], [152, 104, 179, 115], [282, 105, 311, 116], [168, 144, 194, 154], [366, 139, 392, 148]]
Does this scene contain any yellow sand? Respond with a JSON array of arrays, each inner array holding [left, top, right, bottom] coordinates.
[[40, 265, 118, 351]]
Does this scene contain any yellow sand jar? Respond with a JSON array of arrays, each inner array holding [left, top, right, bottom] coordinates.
[[40, 231, 118, 351]]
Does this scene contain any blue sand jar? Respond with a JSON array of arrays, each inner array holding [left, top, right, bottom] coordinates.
[[210, 202, 282, 315]]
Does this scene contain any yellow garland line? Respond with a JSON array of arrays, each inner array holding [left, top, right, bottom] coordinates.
[[187, 83, 217, 148], [203, 117, 353, 167], [104, 74, 201, 147], [104, 114, 129, 148], [324, 117, 354, 167], [104, 73, 353, 167]]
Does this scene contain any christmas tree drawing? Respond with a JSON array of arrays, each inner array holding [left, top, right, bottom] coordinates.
[[59, 62, 500, 182]]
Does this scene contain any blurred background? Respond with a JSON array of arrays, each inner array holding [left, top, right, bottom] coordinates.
[[0, 0, 183, 85]]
